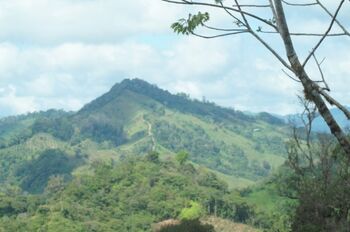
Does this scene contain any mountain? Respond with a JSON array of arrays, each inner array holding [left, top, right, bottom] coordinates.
[[0, 79, 290, 193], [283, 107, 350, 133], [312, 107, 350, 132], [0, 79, 295, 231]]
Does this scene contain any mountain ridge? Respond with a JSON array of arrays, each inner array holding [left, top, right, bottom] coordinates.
[[281, 106, 350, 132], [0, 78, 290, 192], [79, 78, 284, 125]]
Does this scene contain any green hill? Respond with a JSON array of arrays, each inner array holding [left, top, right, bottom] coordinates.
[[0, 79, 290, 192], [0, 79, 296, 231], [74, 78, 289, 181]]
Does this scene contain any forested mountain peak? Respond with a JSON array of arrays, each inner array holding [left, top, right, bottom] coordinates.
[[79, 78, 284, 126]]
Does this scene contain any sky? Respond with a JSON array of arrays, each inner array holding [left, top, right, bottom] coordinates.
[[0, 0, 349, 117]]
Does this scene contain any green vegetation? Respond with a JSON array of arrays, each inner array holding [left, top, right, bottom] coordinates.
[[16, 149, 83, 194], [0, 79, 310, 231], [175, 150, 189, 165], [32, 117, 74, 141], [0, 155, 266, 231], [179, 201, 204, 221], [286, 135, 350, 231], [0, 79, 289, 186], [152, 115, 281, 180]]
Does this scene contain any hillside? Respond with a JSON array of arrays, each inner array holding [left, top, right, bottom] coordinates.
[[0, 79, 290, 192], [0, 79, 297, 231], [0, 154, 264, 232], [75, 79, 289, 181], [0, 79, 291, 191]]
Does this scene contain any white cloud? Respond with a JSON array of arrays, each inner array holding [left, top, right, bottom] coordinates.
[[173, 81, 203, 99], [0, 85, 37, 116], [0, 0, 184, 44], [0, 38, 234, 115], [165, 37, 234, 80], [0, 0, 348, 117]]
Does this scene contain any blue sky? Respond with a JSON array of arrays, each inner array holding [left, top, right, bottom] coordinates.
[[0, 0, 349, 117]]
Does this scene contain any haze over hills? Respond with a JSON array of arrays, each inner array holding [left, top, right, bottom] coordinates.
[[280, 107, 350, 133]]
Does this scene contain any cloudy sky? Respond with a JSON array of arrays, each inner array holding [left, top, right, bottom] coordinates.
[[0, 0, 349, 117]]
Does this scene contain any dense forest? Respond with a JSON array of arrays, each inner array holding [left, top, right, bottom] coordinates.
[[0, 150, 295, 231]]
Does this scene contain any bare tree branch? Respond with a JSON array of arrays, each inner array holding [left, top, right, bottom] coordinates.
[[234, 0, 250, 29], [202, 23, 246, 32], [239, 0, 293, 71], [251, 32, 293, 71], [312, 54, 329, 91], [273, 0, 350, 155], [259, 30, 348, 37], [268, 0, 278, 21], [302, 0, 346, 67], [219, 2, 245, 27], [300, 97, 317, 169], [316, 0, 350, 36], [191, 30, 248, 39], [282, 69, 301, 82], [161, 0, 278, 29], [282, 0, 318, 6], [317, 88, 350, 120], [232, 4, 270, 8], [162, 0, 350, 156]]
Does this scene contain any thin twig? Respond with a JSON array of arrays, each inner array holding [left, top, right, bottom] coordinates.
[[282, 69, 301, 82], [249, 32, 293, 71], [238, 0, 292, 71], [219, 2, 245, 27], [316, 0, 350, 36], [232, 4, 270, 8], [191, 30, 248, 39], [312, 54, 329, 91], [202, 24, 246, 32], [234, 0, 250, 29], [268, 0, 278, 30], [282, 0, 318, 6], [259, 30, 348, 37]]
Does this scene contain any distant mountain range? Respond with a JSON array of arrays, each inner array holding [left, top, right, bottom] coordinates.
[[281, 107, 350, 133]]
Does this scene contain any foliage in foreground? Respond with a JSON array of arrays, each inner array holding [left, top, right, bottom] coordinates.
[[0, 154, 264, 231], [287, 134, 350, 232]]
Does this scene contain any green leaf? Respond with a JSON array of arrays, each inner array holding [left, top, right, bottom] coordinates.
[[171, 12, 210, 35]]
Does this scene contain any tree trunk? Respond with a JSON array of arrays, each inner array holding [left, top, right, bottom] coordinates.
[[214, 199, 217, 217], [274, 0, 350, 156]]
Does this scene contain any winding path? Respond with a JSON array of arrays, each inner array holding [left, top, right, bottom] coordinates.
[[143, 115, 156, 151]]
